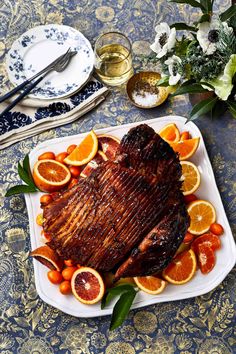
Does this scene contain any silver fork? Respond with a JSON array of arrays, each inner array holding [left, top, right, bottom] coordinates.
[[0, 49, 77, 118]]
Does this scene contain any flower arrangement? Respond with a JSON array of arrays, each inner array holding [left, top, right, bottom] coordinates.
[[150, 0, 236, 120]]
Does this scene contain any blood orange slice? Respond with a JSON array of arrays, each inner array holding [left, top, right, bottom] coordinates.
[[30, 245, 64, 271], [133, 276, 167, 294], [64, 130, 98, 166], [196, 243, 215, 274], [33, 159, 71, 192], [159, 123, 180, 143], [98, 134, 120, 160], [162, 249, 197, 285], [191, 233, 221, 253], [80, 150, 107, 178], [71, 267, 105, 304], [170, 137, 200, 160]]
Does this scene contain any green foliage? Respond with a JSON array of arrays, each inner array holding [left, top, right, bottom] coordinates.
[[171, 83, 210, 96], [220, 5, 236, 22], [189, 97, 218, 121], [5, 154, 39, 197], [101, 283, 138, 330], [227, 101, 236, 119], [170, 23, 197, 32]]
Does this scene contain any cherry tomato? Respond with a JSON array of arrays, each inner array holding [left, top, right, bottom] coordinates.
[[62, 266, 77, 281], [36, 213, 44, 226], [184, 194, 197, 204], [64, 259, 74, 267], [180, 131, 191, 141], [183, 232, 194, 244], [59, 280, 72, 295], [55, 152, 69, 164], [68, 178, 79, 189], [67, 144, 77, 154], [210, 223, 224, 236], [40, 194, 53, 207], [38, 152, 55, 160], [69, 166, 81, 178], [47, 270, 63, 284]]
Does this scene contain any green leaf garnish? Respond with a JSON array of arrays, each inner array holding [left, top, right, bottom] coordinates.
[[170, 23, 197, 32], [101, 283, 138, 329], [5, 154, 39, 197], [18, 162, 35, 187], [220, 5, 236, 22], [5, 185, 38, 197], [109, 288, 137, 331], [23, 154, 35, 185], [188, 96, 218, 121], [101, 283, 136, 309]]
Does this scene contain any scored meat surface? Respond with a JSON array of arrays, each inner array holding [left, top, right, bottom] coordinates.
[[43, 124, 189, 278]]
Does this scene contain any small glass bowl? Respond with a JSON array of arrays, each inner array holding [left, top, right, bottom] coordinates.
[[126, 71, 169, 109]]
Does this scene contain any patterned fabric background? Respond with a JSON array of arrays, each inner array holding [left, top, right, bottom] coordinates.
[[0, 0, 235, 353]]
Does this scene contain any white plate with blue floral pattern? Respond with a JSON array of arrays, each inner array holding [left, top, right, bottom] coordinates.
[[25, 116, 236, 318], [6, 24, 94, 100]]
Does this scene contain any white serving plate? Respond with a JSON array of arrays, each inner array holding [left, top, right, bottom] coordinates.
[[25, 116, 236, 317], [6, 24, 94, 100]]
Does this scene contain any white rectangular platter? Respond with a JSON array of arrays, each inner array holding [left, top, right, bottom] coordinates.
[[25, 115, 236, 318]]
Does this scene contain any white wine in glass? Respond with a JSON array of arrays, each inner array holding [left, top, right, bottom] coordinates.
[[95, 32, 133, 86]]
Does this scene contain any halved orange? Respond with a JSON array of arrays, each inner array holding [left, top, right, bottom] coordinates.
[[133, 276, 167, 295], [162, 249, 197, 285], [180, 161, 201, 196], [170, 137, 200, 160], [30, 245, 64, 271], [159, 123, 180, 143], [64, 130, 98, 166], [33, 159, 71, 192], [97, 134, 120, 160], [71, 267, 105, 304], [187, 200, 216, 235], [80, 150, 107, 178]]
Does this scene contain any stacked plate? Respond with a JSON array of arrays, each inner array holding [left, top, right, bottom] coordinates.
[[6, 24, 95, 100]]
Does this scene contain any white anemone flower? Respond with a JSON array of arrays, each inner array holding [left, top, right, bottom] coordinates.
[[150, 22, 176, 59], [197, 19, 221, 55], [165, 55, 182, 85]]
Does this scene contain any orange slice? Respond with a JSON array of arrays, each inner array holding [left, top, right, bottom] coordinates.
[[196, 243, 216, 274], [170, 137, 200, 160], [80, 150, 107, 178], [162, 249, 197, 285], [133, 276, 167, 295], [30, 245, 64, 271], [64, 131, 98, 166], [71, 267, 105, 304], [159, 123, 180, 143], [187, 200, 216, 235], [97, 134, 120, 160], [180, 161, 201, 196], [33, 159, 71, 192]]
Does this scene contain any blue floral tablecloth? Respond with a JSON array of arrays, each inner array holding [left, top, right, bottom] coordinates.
[[0, 1, 235, 353]]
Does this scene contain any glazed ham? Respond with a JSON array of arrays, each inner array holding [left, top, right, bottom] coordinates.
[[43, 124, 189, 278]]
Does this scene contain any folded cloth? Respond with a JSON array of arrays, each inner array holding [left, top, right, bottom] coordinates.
[[0, 78, 109, 149]]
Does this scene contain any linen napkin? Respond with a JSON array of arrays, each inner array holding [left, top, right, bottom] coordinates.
[[0, 78, 109, 150]]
